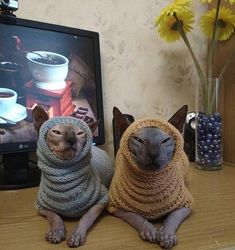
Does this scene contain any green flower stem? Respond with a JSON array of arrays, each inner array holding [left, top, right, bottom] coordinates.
[[173, 14, 206, 87], [206, 28, 221, 115], [173, 13, 209, 113], [208, 0, 221, 78], [207, 78, 217, 114]]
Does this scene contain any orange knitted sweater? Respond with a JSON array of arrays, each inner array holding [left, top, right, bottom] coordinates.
[[107, 118, 194, 220]]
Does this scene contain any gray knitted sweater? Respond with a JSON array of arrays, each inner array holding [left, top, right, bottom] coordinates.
[[36, 116, 114, 218]]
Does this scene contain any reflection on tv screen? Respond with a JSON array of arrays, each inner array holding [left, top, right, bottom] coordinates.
[[0, 19, 104, 153]]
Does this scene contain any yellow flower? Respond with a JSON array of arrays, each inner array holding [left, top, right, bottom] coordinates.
[[156, 10, 194, 43], [155, 0, 235, 115], [156, 0, 191, 26], [200, 7, 235, 41], [163, 0, 191, 16], [226, 0, 235, 4]]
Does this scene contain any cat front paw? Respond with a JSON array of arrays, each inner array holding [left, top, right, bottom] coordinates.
[[67, 226, 87, 247], [157, 225, 177, 249], [139, 220, 158, 243], [45, 227, 66, 244]]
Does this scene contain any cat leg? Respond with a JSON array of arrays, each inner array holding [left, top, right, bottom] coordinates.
[[67, 204, 105, 247], [39, 208, 66, 244], [157, 207, 191, 249], [113, 208, 158, 243]]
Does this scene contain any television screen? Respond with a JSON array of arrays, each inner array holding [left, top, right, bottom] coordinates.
[[0, 17, 105, 154], [0, 17, 104, 189]]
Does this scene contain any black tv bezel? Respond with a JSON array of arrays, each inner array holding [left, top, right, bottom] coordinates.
[[0, 17, 105, 155]]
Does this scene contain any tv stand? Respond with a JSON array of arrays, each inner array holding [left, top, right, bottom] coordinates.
[[0, 152, 40, 190], [0, 10, 17, 25]]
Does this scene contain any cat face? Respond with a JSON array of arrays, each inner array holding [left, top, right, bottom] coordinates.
[[128, 127, 175, 170], [46, 123, 87, 160]]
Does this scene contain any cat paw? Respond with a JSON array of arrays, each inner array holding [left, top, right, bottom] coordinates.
[[45, 227, 66, 244], [139, 220, 158, 243], [157, 226, 177, 249], [67, 227, 87, 247]]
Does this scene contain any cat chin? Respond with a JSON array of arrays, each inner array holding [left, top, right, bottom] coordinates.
[[139, 159, 171, 171], [138, 163, 164, 171], [52, 149, 77, 161]]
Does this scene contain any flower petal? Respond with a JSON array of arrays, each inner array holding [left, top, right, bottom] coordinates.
[[200, 6, 235, 41], [156, 10, 194, 43]]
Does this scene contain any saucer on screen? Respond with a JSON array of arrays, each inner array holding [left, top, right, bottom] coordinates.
[[0, 103, 27, 124], [33, 81, 66, 90]]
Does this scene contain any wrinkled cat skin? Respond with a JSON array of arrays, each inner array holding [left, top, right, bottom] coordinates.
[[110, 106, 192, 249], [46, 123, 87, 160], [128, 127, 175, 170], [32, 106, 112, 248]]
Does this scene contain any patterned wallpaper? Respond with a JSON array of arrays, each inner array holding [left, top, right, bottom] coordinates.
[[17, 0, 207, 157]]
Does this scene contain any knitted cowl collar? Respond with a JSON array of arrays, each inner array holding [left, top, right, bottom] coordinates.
[[107, 118, 194, 220], [36, 117, 108, 218]]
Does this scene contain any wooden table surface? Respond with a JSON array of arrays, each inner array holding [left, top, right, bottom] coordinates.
[[0, 164, 235, 250]]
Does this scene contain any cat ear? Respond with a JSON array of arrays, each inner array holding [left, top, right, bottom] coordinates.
[[32, 106, 49, 133], [113, 106, 133, 138], [168, 105, 188, 133], [87, 120, 99, 133]]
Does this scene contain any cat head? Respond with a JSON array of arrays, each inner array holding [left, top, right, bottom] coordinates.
[[32, 106, 98, 160], [113, 105, 188, 170]]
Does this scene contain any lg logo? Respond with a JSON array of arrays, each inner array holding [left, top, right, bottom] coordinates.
[[19, 144, 29, 149]]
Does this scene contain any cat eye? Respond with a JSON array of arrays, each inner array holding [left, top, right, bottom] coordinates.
[[52, 130, 62, 135], [161, 137, 172, 144], [77, 131, 84, 136], [133, 136, 144, 144]]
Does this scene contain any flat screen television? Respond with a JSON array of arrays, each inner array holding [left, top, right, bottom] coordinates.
[[0, 16, 105, 189]]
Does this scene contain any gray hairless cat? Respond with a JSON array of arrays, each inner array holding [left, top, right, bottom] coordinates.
[[107, 106, 194, 249], [32, 106, 114, 247]]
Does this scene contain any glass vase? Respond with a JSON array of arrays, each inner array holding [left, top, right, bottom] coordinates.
[[195, 77, 223, 170]]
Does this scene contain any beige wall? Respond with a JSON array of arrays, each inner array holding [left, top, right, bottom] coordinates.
[[17, 0, 207, 157]]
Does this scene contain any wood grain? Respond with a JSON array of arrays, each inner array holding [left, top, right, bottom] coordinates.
[[0, 164, 235, 250], [212, 0, 235, 166]]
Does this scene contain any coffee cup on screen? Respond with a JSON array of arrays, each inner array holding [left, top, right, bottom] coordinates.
[[0, 88, 17, 116]]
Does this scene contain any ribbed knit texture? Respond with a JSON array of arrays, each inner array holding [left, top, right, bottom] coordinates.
[[107, 118, 194, 220], [36, 116, 114, 218]]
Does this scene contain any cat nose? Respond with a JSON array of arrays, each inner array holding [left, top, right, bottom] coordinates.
[[67, 137, 76, 146], [149, 151, 159, 160], [66, 134, 76, 146]]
